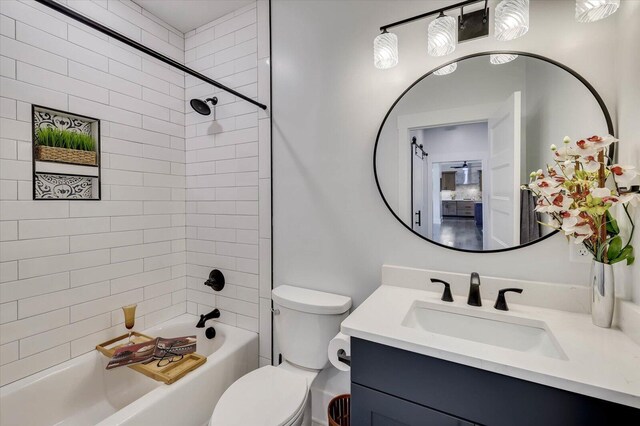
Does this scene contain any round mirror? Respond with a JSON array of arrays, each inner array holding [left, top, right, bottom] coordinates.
[[374, 52, 613, 253]]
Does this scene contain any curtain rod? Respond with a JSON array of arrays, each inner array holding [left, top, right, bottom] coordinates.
[[34, 0, 268, 111]]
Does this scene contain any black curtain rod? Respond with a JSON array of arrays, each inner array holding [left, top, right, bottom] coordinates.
[[35, 0, 267, 111], [380, 0, 486, 32]]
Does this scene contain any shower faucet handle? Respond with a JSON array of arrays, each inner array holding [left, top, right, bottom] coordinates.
[[430, 278, 454, 302]]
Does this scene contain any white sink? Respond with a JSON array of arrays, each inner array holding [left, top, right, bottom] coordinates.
[[402, 301, 567, 360]]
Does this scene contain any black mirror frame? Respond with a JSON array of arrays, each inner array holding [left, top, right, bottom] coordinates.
[[373, 51, 615, 254]]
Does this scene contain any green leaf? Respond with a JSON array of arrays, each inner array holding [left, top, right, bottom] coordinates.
[[606, 211, 619, 235], [607, 236, 623, 261]]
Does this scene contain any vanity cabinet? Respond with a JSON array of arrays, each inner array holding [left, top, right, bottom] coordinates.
[[351, 338, 640, 426]]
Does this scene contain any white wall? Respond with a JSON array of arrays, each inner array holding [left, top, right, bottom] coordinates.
[[271, 0, 633, 311], [0, 0, 187, 386], [183, 0, 272, 367]]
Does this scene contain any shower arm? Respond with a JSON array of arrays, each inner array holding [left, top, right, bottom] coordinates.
[[34, 0, 268, 111]]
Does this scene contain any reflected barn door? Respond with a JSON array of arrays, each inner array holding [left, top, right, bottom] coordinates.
[[486, 92, 521, 250], [412, 145, 427, 237]]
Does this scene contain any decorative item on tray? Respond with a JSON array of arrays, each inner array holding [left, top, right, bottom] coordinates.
[[106, 336, 197, 370], [122, 303, 137, 344], [524, 135, 639, 328]]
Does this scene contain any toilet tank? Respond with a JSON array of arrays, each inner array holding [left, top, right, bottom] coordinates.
[[272, 285, 352, 370]]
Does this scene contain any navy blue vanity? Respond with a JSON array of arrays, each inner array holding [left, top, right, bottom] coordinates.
[[351, 338, 640, 426]]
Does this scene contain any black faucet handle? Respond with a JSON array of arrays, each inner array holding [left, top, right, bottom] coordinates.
[[204, 269, 225, 291], [430, 278, 454, 302], [494, 288, 523, 311]]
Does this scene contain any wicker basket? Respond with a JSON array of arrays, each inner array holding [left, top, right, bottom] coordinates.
[[35, 145, 96, 166], [328, 394, 350, 426]]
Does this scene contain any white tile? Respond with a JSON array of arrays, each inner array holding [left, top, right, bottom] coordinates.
[[143, 252, 184, 271], [109, 59, 170, 94], [215, 9, 256, 39], [0, 98, 16, 121], [257, 0, 270, 60], [0, 159, 30, 180], [69, 201, 143, 218], [107, 0, 169, 42], [0, 35, 66, 75], [0, 78, 67, 117], [18, 281, 109, 319], [0, 221, 17, 241], [69, 96, 141, 128], [0, 301, 17, 324], [0, 343, 69, 387], [144, 302, 185, 328], [143, 116, 184, 138], [19, 312, 111, 358], [70, 230, 142, 252], [0, 261, 17, 283], [235, 24, 257, 44], [67, 0, 141, 41], [19, 249, 110, 280], [218, 295, 257, 318], [0, 56, 15, 79], [0, 236, 69, 262], [111, 214, 171, 232], [142, 87, 183, 113], [0, 180, 17, 200], [141, 30, 183, 62], [110, 92, 170, 121], [259, 297, 271, 358], [70, 259, 142, 288], [111, 185, 171, 201], [215, 39, 257, 67], [0, 308, 69, 345], [0, 201, 68, 220], [19, 217, 110, 240], [1, 1, 67, 39], [111, 267, 171, 294], [111, 241, 171, 263], [16, 22, 107, 72], [102, 169, 144, 186], [70, 288, 143, 322], [0, 272, 69, 303], [0, 342, 18, 366], [0, 15, 15, 38], [259, 118, 270, 178]]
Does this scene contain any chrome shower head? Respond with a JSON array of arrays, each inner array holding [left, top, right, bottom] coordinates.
[[190, 97, 218, 115]]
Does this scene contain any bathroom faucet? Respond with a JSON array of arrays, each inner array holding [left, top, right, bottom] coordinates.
[[196, 308, 220, 328], [467, 272, 482, 307]]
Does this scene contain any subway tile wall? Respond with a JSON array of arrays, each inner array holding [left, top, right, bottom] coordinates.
[[183, 0, 272, 368], [0, 0, 271, 385]]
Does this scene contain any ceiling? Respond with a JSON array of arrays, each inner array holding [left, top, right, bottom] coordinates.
[[133, 0, 254, 33]]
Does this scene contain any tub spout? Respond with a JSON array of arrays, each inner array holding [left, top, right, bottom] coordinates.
[[196, 308, 220, 328]]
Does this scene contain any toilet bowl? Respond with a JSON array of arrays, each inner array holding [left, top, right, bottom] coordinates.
[[209, 285, 351, 426]]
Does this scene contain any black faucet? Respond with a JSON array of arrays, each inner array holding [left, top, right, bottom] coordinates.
[[430, 278, 454, 302], [196, 308, 220, 328], [467, 272, 482, 307], [494, 288, 523, 311]]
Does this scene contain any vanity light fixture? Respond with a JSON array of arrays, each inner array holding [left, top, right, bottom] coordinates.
[[575, 0, 620, 23], [373, 30, 399, 69], [490, 53, 518, 64], [427, 12, 457, 57], [433, 63, 458, 75], [494, 0, 529, 41]]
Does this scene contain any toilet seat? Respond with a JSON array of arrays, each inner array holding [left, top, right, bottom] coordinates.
[[210, 366, 309, 426]]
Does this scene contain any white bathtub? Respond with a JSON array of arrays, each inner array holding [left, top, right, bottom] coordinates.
[[0, 314, 258, 426]]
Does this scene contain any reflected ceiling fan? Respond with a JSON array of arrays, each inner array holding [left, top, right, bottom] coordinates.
[[451, 161, 469, 169]]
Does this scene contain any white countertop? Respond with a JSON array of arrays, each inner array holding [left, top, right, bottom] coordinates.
[[341, 285, 640, 408]]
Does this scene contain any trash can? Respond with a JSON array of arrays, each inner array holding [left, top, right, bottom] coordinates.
[[327, 394, 350, 426]]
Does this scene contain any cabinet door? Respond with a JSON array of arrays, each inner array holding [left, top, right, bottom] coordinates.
[[352, 384, 473, 426]]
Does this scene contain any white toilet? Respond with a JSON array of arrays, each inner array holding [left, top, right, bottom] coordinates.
[[209, 285, 352, 426]]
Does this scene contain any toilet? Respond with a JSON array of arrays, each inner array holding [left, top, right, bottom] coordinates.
[[209, 285, 352, 426]]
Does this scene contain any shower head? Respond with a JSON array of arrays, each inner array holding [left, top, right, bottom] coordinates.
[[190, 97, 218, 115]]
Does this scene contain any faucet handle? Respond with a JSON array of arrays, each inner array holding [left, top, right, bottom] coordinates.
[[430, 278, 454, 302], [494, 288, 523, 311]]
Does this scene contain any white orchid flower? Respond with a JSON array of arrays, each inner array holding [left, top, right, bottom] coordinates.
[[536, 193, 573, 214], [618, 193, 640, 207], [610, 165, 638, 186], [591, 187, 611, 198], [586, 135, 618, 150], [579, 154, 605, 173], [530, 177, 562, 196]]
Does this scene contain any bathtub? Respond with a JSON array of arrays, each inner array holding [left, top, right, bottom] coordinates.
[[0, 314, 258, 426]]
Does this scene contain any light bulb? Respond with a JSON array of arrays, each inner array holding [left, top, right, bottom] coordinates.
[[428, 14, 456, 57], [495, 0, 529, 41], [373, 31, 398, 69], [575, 0, 620, 23], [433, 63, 457, 76], [490, 54, 518, 64]]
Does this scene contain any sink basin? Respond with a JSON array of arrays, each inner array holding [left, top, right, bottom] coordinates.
[[402, 302, 566, 360]]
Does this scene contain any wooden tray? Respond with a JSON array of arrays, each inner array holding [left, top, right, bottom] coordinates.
[[96, 332, 206, 385]]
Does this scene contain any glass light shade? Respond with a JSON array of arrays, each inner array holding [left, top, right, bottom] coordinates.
[[433, 63, 457, 76], [495, 0, 530, 41], [373, 32, 399, 69], [490, 54, 518, 64], [575, 0, 620, 23], [427, 15, 456, 57]]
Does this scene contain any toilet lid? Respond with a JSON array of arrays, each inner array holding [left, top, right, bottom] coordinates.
[[210, 366, 308, 426]]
